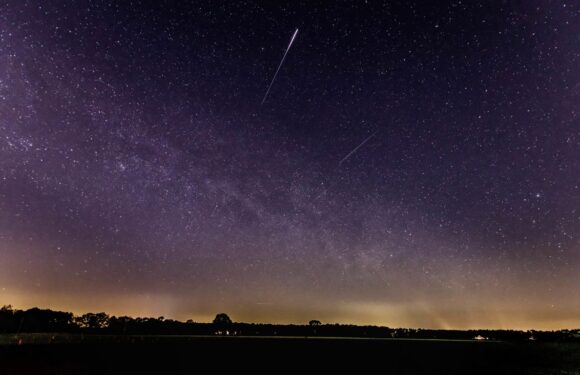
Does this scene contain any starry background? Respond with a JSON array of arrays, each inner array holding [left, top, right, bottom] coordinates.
[[0, 1, 579, 329]]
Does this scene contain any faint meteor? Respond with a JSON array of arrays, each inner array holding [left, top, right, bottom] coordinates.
[[261, 28, 299, 105], [339, 131, 378, 165]]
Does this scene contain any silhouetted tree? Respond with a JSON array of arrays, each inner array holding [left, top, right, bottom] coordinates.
[[213, 313, 232, 325], [213, 313, 232, 334], [0, 305, 16, 333], [14, 308, 74, 332], [309, 320, 322, 326], [108, 316, 134, 334], [76, 312, 110, 329]]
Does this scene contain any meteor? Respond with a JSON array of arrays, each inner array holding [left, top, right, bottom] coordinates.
[[261, 28, 299, 105], [339, 131, 377, 165]]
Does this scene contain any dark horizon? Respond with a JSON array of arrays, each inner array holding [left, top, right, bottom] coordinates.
[[2, 303, 579, 333], [2, 304, 579, 340]]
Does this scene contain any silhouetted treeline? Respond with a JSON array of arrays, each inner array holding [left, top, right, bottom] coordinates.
[[1, 305, 578, 342]]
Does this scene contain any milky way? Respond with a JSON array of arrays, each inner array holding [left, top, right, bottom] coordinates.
[[0, 1, 579, 329]]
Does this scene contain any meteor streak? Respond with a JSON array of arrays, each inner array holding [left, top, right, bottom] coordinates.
[[339, 131, 377, 165], [261, 28, 299, 105]]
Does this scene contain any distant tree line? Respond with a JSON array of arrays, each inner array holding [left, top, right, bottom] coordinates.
[[1, 305, 578, 342]]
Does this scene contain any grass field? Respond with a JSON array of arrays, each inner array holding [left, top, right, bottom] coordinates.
[[1, 334, 579, 374]]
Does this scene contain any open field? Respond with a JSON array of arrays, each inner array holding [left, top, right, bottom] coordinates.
[[1, 335, 580, 374]]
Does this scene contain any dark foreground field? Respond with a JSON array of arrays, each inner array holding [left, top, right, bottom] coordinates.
[[1, 335, 579, 374]]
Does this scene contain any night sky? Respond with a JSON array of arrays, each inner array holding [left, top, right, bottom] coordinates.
[[1, 1, 579, 330]]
